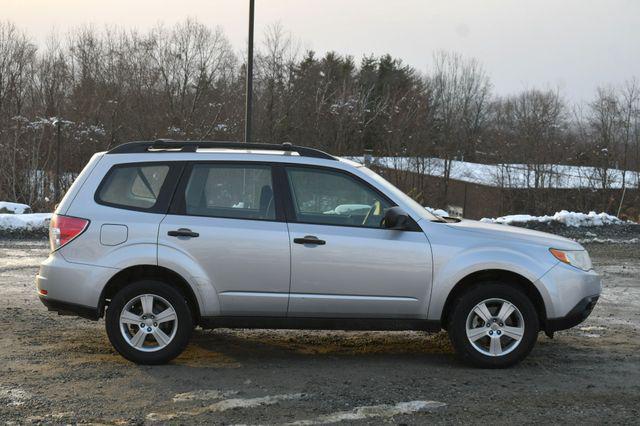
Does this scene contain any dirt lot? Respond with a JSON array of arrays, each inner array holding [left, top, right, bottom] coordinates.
[[0, 239, 639, 425]]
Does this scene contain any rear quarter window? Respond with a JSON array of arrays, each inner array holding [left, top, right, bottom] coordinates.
[[97, 164, 170, 210]]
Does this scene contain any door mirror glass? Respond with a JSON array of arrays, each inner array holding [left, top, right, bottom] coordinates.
[[382, 207, 410, 230]]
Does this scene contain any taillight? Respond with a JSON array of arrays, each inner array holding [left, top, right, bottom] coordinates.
[[49, 214, 89, 252]]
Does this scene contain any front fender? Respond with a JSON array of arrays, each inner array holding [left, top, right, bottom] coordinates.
[[427, 244, 556, 320]]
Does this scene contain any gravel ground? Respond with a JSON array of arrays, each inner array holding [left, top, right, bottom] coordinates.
[[0, 238, 639, 425]]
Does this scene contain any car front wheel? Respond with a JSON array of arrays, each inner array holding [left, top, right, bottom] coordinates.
[[105, 280, 192, 364], [448, 282, 539, 368]]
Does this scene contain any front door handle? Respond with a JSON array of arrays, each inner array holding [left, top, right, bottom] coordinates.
[[293, 235, 326, 245], [167, 228, 199, 238]]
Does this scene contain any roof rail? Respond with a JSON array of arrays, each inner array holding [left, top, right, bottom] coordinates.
[[107, 140, 336, 160]]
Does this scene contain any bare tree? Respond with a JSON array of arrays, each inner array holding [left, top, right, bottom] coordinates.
[[428, 51, 491, 205], [0, 19, 638, 218], [619, 78, 640, 190]]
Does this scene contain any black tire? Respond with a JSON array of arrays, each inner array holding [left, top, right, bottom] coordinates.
[[448, 282, 539, 368], [105, 280, 192, 365]]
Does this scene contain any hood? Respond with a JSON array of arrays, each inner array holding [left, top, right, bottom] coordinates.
[[445, 219, 583, 250]]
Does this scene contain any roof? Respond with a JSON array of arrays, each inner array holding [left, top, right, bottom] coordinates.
[[108, 140, 336, 161]]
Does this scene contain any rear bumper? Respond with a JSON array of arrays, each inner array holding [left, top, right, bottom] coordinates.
[[39, 296, 100, 320], [36, 253, 115, 318], [545, 295, 599, 332]]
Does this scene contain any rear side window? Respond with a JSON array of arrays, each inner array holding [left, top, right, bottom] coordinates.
[[182, 164, 275, 221], [97, 164, 170, 210]]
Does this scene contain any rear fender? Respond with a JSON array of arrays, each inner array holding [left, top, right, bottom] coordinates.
[[157, 243, 220, 316]]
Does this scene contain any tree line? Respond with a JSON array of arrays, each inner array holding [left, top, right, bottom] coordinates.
[[0, 19, 638, 214]]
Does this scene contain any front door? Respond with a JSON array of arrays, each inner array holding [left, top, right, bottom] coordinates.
[[158, 162, 290, 316], [283, 166, 432, 319]]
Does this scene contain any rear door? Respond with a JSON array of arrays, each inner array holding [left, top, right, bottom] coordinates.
[[283, 165, 432, 319], [158, 162, 290, 316]]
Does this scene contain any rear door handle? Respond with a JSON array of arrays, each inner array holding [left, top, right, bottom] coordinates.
[[293, 235, 326, 245], [167, 228, 199, 238]]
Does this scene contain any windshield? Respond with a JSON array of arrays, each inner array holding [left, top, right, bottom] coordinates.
[[359, 166, 442, 222]]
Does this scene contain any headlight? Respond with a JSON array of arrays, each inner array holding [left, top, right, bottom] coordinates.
[[549, 248, 593, 271]]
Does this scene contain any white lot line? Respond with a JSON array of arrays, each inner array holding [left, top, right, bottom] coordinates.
[[146, 393, 306, 422], [284, 400, 447, 425], [578, 326, 607, 331], [172, 389, 239, 402], [0, 386, 32, 407], [150, 390, 445, 423], [26, 412, 75, 423]]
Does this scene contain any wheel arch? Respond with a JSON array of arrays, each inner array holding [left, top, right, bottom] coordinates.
[[440, 269, 547, 330], [99, 265, 201, 323]]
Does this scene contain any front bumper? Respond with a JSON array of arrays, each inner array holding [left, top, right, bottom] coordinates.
[[546, 295, 599, 332], [535, 261, 602, 320]]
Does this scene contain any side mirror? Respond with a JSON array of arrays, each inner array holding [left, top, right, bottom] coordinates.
[[382, 207, 410, 230]]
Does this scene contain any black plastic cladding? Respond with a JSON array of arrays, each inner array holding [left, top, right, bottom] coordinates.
[[107, 140, 336, 161]]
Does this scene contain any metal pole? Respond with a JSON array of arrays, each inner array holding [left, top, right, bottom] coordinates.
[[55, 119, 61, 202], [244, 0, 255, 142], [617, 185, 627, 218]]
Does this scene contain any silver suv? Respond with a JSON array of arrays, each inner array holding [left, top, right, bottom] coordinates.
[[37, 141, 601, 368]]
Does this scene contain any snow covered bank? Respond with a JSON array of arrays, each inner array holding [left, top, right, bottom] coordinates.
[[352, 156, 639, 189], [577, 237, 639, 244], [0, 202, 31, 214], [0, 202, 51, 236], [0, 213, 52, 233], [481, 210, 628, 227], [425, 206, 449, 217]]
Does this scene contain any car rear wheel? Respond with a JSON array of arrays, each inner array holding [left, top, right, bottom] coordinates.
[[448, 282, 539, 368], [105, 280, 192, 364]]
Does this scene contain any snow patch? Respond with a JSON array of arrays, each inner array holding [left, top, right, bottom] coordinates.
[[286, 400, 446, 425], [354, 156, 640, 189], [480, 210, 628, 227], [0, 202, 31, 214], [577, 237, 639, 244], [0, 213, 52, 232], [425, 206, 449, 217]]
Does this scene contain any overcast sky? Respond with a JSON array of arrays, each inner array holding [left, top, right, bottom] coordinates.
[[4, 0, 639, 103]]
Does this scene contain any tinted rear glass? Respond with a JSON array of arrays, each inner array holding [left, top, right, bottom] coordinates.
[[183, 164, 275, 220], [98, 164, 169, 209]]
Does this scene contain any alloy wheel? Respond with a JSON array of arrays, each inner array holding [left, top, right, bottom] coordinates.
[[119, 294, 178, 352], [465, 298, 525, 357]]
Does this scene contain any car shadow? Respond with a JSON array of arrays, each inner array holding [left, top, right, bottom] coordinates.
[[170, 328, 456, 366]]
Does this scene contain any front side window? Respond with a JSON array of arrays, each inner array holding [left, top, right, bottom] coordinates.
[[286, 167, 392, 227], [183, 164, 275, 220], [98, 164, 169, 209]]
